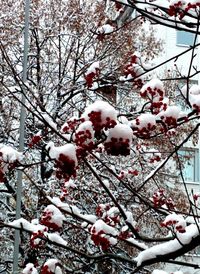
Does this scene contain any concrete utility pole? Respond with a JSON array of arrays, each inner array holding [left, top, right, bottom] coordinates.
[[13, 0, 30, 272]]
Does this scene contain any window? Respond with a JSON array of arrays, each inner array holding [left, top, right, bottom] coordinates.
[[177, 30, 195, 46], [178, 149, 199, 182]]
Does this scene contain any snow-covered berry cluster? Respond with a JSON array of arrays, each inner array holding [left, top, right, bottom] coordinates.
[[85, 61, 100, 88], [30, 229, 47, 249], [104, 124, 133, 156], [40, 205, 65, 231], [46, 142, 78, 181], [123, 53, 144, 88], [82, 101, 117, 136], [140, 78, 167, 114], [161, 213, 186, 233], [153, 189, 175, 210], [90, 228, 112, 250], [158, 105, 181, 128], [131, 113, 156, 138], [182, 84, 200, 112], [55, 153, 77, 180], [96, 204, 120, 227], [118, 225, 133, 240], [75, 121, 95, 157], [89, 219, 118, 250], [61, 117, 84, 134], [41, 259, 62, 274], [140, 79, 165, 101], [22, 263, 38, 274]]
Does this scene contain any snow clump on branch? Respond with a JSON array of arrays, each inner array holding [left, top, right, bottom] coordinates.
[[81, 100, 117, 133], [41, 259, 62, 274], [22, 263, 38, 274], [46, 142, 78, 180], [0, 144, 23, 163], [104, 124, 133, 156], [40, 204, 66, 231]]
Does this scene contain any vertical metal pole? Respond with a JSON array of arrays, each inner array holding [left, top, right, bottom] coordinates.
[[13, 0, 30, 272]]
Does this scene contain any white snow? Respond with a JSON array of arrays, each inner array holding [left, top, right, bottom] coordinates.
[[97, 24, 114, 34], [46, 232, 67, 246], [127, 237, 148, 250], [91, 219, 118, 236], [135, 223, 199, 266], [8, 218, 46, 233], [46, 141, 78, 165], [82, 100, 117, 125], [42, 259, 62, 274], [42, 204, 66, 228], [86, 61, 100, 75], [22, 263, 38, 274], [0, 144, 23, 163], [131, 113, 156, 130], [42, 113, 57, 130], [48, 197, 97, 223], [106, 124, 133, 142], [158, 105, 181, 120], [152, 270, 168, 274]]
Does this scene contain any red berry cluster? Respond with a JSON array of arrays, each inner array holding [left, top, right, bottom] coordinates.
[[88, 111, 116, 135], [151, 101, 167, 115], [75, 129, 94, 157], [123, 56, 144, 88], [160, 115, 177, 127], [28, 135, 42, 148], [192, 103, 200, 113], [134, 119, 156, 138], [30, 229, 47, 248], [124, 55, 138, 78], [193, 193, 200, 201], [90, 228, 111, 251], [160, 219, 186, 233], [104, 137, 130, 156], [96, 204, 110, 217], [153, 189, 175, 210], [140, 86, 164, 101], [115, 2, 122, 10], [168, 1, 184, 17], [55, 153, 76, 181], [85, 72, 96, 88], [118, 169, 139, 179], [60, 186, 69, 201], [62, 118, 85, 134], [168, 1, 200, 18], [185, 2, 200, 11], [75, 129, 93, 146], [85, 67, 99, 88], [149, 155, 161, 163], [0, 167, 5, 183], [128, 169, 139, 176], [118, 230, 132, 240], [41, 265, 54, 274], [96, 205, 120, 227], [40, 211, 61, 231]]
